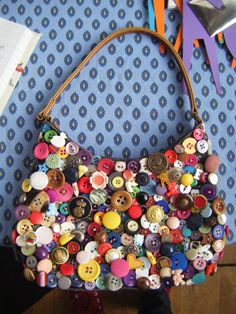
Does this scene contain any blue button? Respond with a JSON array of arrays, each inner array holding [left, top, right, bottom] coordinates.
[[140, 179, 156, 196], [183, 165, 195, 174], [100, 263, 110, 277], [44, 241, 57, 252], [182, 227, 192, 238], [71, 274, 84, 288], [156, 200, 169, 214], [212, 225, 225, 240], [47, 273, 57, 288], [106, 232, 121, 248], [170, 252, 188, 271]]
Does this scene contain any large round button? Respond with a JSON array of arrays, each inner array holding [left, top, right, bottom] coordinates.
[[211, 198, 226, 215], [69, 196, 92, 219], [45, 154, 61, 169], [110, 259, 129, 278], [147, 153, 168, 174], [144, 234, 161, 252], [146, 205, 164, 223], [56, 182, 74, 202], [135, 172, 149, 186], [51, 247, 69, 264], [201, 183, 217, 200], [30, 172, 48, 190], [102, 211, 121, 230], [47, 169, 65, 189], [182, 138, 197, 154], [34, 142, 49, 160], [176, 194, 193, 210], [78, 260, 100, 282], [111, 190, 132, 211], [63, 167, 79, 183]]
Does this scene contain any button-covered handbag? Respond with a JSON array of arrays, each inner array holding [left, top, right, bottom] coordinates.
[[13, 27, 227, 291]]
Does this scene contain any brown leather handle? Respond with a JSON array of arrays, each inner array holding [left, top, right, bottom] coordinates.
[[37, 27, 202, 126]]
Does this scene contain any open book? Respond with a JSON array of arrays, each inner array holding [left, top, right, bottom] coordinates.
[[0, 18, 41, 115]]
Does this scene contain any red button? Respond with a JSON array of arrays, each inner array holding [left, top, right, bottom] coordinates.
[[170, 229, 184, 244], [186, 154, 198, 166], [194, 195, 207, 209], [164, 150, 177, 164], [29, 212, 43, 225], [60, 262, 74, 276], [98, 242, 112, 256], [176, 209, 190, 220], [97, 158, 114, 175], [128, 205, 142, 219], [67, 241, 80, 255], [78, 176, 93, 193], [48, 144, 58, 154], [87, 222, 102, 237], [34, 142, 49, 160]]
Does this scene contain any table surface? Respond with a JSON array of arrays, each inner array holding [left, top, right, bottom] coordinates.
[[0, 0, 235, 245]]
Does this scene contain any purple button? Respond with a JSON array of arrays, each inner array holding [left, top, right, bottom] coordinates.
[[155, 183, 167, 196], [127, 160, 141, 173], [123, 270, 136, 287], [144, 234, 161, 252], [201, 183, 217, 201], [15, 205, 30, 221], [78, 148, 92, 166], [35, 246, 49, 260], [183, 264, 195, 280], [212, 225, 225, 240], [46, 189, 58, 203], [190, 230, 202, 241], [44, 241, 57, 252], [56, 213, 66, 223]]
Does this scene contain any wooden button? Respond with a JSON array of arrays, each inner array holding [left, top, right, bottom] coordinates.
[[47, 169, 65, 189], [111, 190, 132, 211], [211, 198, 226, 215]]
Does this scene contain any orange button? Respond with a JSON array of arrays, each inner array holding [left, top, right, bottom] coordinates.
[[164, 150, 178, 164]]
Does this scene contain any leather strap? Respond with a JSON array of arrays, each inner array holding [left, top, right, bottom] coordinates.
[[37, 27, 203, 126]]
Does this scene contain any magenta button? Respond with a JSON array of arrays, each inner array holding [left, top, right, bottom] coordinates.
[[110, 259, 130, 278]]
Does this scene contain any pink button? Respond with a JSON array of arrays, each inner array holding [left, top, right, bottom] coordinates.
[[166, 216, 180, 230], [56, 182, 73, 202], [193, 128, 204, 141], [46, 189, 58, 202], [37, 258, 53, 273], [186, 154, 198, 166], [176, 209, 191, 219], [110, 258, 130, 278], [34, 142, 49, 160], [193, 257, 207, 271]]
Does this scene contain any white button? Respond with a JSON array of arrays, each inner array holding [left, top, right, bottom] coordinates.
[[139, 158, 152, 175], [190, 188, 200, 197], [149, 274, 161, 289], [60, 222, 75, 235], [135, 268, 149, 279], [58, 276, 71, 290], [84, 241, 99, 258], [140, 215, 150, 229], [180, 184, 191, 194], [149, 222, 159, 233], [217, 213, 227, 225], [194, 168, 203, 180], [134, 234, 144, 246], [138, 256, 151, 270], [196, 139, 208, 154], [35, 226, 53, 245], [51, 132, 67, 148], [117, 246, 126, 258], [174, 160, 185, 168], [208, 173, 218, 185], [52, 223, 61, 233], [76, 250, 93, 264], [30, 172, 48, 190], [114, 161, 126, 172]]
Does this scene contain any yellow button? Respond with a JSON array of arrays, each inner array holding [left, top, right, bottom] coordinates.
[[22, 178, 32, 193], [94, 212, 105, 225], [17, 219, 33, 235], [146, 251, 157, 265], [57, 146, 69, 158], [182, 138, 197, 154], [78, 260, 100, 282], [59, 233, 75, 246], [180, 173, 194, 186], [111, 176, 125, 189], [102, 211, 121, 230]]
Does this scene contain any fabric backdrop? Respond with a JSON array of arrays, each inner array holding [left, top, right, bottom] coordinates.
[[0, 0, 235, 246]]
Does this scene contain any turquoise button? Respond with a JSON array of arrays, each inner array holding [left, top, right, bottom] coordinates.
[[182, 227, 192, 237], [192, 273, 206, 284], [96, 276, 106, 290]]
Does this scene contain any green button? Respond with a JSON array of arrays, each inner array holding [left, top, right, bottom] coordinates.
[[59, 203, 69, 215], [45, 154, 61, 168], [44, 130, 57, 143], [96, 276, 106, 290], [136, 246, 145, 257], [192, 273, 206, 284]]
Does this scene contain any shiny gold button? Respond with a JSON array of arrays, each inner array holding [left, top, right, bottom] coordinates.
[[146, 205, 164, 223]]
